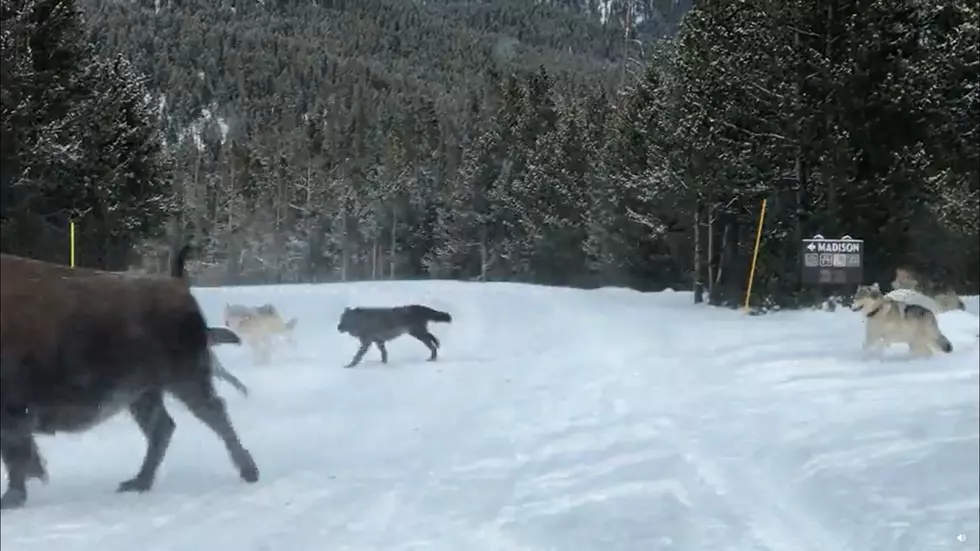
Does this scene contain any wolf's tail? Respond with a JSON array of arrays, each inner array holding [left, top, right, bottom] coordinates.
[[412, 305, 452, 323], [936, 333, 954, 353], [208, 326, 242, 346]]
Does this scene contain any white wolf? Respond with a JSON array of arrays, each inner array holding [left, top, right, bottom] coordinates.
[[223, 303, 298, 365], [890, 267, 965, 312]]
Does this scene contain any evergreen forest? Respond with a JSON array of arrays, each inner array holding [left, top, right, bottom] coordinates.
[[2, 0, 977, 307]]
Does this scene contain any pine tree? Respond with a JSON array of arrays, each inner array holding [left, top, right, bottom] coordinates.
[[0, 0, 172, 268]]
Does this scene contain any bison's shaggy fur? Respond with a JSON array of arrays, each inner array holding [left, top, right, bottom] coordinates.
[[0, 246, 259, 510]]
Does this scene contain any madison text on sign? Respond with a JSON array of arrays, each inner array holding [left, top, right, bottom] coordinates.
[[805, 241, 862, 253]]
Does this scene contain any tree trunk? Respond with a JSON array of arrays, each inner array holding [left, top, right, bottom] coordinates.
[[706, 204, 715, 302], [478, 225, 489, 281], [714, 218, 730, 293], [340, 197, 349, 282], [693, 200, 704, 303], [389, 207, 397, 280]]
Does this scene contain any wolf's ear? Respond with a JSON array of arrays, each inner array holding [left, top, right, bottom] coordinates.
[[871, 282, 880, 291]]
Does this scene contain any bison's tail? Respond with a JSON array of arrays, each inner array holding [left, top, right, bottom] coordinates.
[[208, 326, 242, 346], [211, 352, 249, 397], [171, 244, 193, 278]]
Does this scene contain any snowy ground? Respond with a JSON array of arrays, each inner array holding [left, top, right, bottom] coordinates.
[[2, 282, 978, 551]]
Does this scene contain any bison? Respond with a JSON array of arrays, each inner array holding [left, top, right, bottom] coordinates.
[[0, 246, 259, 510]]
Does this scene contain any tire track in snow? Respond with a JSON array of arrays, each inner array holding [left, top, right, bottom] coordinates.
[[559, 296, 857, 551], [654, 415, 858, 551], [658, 327, 871, 551]]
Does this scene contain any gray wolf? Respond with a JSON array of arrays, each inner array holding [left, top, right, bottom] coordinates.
[[336, 305, 452, 368], [891, 267, 965, 312], [0, 245, 259, 510], [851, 283, 954, 358], [223, 303, 298, 365]]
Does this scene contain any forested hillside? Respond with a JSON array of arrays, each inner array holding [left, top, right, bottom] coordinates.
[[2, 0, 976, 308]]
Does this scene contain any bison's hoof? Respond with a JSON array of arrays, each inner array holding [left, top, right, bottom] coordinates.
[[0, 489, 27, 510], [27, 462, 49, 485], [117, 477, 153, 493], [240, 464, 260, 484]]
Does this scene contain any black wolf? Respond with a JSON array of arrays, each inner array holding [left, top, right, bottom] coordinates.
[[0, 245, 259, 510], [336, 305, 453, 368]]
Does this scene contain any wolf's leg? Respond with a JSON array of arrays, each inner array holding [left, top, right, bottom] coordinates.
[[861, 331, 875, 360], [375, 341, 388, 364], [860, 347, 874, 361], [248, 338, 262, 365], [0, 412, 39, 509], [909, 340, 933, 358], [408, 328, 439, 361], [253, 337, 272, 366], [862, 333, 886, 360], [345, 340, 371, 368], [118, 389, 175, 493], [167, 377, 259, 484]]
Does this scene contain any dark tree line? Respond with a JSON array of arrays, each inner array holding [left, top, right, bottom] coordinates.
[[2, 0, 976, 308], [1, 0, 173, 269]]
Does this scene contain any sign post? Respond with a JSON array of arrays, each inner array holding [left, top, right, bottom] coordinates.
[[70, 220, 76, 268], [742, 199, 767, 311], [801, 234, 864, 286]]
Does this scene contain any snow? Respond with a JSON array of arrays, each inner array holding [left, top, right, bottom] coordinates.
[[2, 282, 978, 551]]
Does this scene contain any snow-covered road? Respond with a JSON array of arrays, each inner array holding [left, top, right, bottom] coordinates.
[[2, 282, 977, 551]]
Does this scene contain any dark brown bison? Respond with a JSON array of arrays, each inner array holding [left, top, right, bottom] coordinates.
[[0, 246, 259, 510]]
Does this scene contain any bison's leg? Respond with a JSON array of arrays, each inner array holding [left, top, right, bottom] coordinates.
[[117, 389, 176, 493], [168, 378, 259, 484], [0, 414, 38, 509], [24, 438, 48, 484]]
